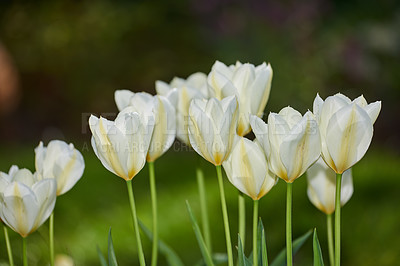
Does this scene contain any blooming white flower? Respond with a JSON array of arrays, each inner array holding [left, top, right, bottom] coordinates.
[[250, 107, 321, 183], [188, 96, 239, 166], [115, 90, 177, 162], [0, 166, 56, 237], [208, 61, 273, 136], [307, 158, 353, 214], [223, 137, 277, 200], [89, 110, 155, 180], [313, 93, 381, 174], [156, 72, 208, 145], [35, 140, 85, 196]]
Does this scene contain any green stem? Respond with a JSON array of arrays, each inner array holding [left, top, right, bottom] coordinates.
[[3, 224, 14, 266], [238, 192, 246, 250], [22, 237, 27, 266], [253, 200, 259, 266], [49, 212, 55, 266], [196, 166, 212, 253], [126, 180, 146, 266], [215, 165, 233, 266], [148, 162, 158, 266], [335, 173, 342, 266], [327, 213, 334, 266], [286, 182, 293, 266]]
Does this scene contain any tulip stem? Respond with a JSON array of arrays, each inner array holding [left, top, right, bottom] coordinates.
[[148, 162, 158, 266], [22, 237, 28, 266], [216, 165, 233, 266], [335, 173, 342, 266], [3, 224, 14, 266], [49, 212, 55, 266], [126, 180, 146, 266], [253, 200, 259, 266], [327, 213, 334, 266], [286, 182, 293, 266], [196, 166, 212, 253], [238, 192, 246, 250]]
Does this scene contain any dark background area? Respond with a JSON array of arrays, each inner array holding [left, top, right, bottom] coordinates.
[[0, 0, 399, 265]]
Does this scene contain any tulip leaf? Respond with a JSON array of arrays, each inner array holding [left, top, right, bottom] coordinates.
[[258, 218, 268, 266], [97, 246, 108, 266], [138, 220, 184, 266], [108, 228, 118, 266], [270, 229, 312, 266], [238, 235, 252, 266], [313, 228, 325, 266], [186, 201, 215, 266]]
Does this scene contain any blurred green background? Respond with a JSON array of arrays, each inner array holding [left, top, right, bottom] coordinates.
[[0, 0, 399, 265]]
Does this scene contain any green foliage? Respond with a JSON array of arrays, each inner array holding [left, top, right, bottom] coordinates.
[[238, 235, 252, 266], [108, 228, 118, 266], [312, 229, 324, 266]]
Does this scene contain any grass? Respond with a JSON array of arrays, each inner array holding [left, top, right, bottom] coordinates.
[[0, 142, 399, 265]]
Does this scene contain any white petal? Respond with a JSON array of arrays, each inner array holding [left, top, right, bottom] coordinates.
[[31, 179, 57, 231], [115, 90, 134, 111], [249, 65, 272, 117], [250, 115, 270, 157], [326, 104, 373, 173], [363, 101, 381, 124], [312, 93, 324, 121], [267, 113, 289, 178], [278, 106, 302, 129], [155, 80, 171, 96]]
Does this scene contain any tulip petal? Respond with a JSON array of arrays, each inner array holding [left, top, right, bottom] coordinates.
[[312, 94, 324, 121], [326, 104, 373, 173], [250, 115, 270, 157], [155, 80, 171, 96], [31, 179, 57, 232], [115, 90, 134, 111], [364, 101, 381, 124]]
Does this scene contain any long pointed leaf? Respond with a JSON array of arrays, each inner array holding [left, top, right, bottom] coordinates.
[[139, 220, 184, 266], [270, 230, 312, 266], [258, 218, 268, 266], [97, 246, 107, 266], [238, 235, 252, 266], [186, 201, 214, 266], [313, 228, 324, 266], [108, 228, 118, 266]]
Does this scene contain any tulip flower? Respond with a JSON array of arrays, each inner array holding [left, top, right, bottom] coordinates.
[[156, 72, 207, 146], [208, 60, 273, 136], [35, 140, 85, 196], [0, 165, 56, 266], [34, 140, 84, 266], [306, 157, 353, 266], [188, 95, 239, 266], [223, 137, 277, 266], [250, 107, 321, 266], [156, 73, 213, 252], [312, 93, 381, 266], [89, 111, 155, 266], [114, 90, 177, 266]]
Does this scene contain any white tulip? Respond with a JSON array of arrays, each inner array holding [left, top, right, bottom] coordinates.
[[313, 93, 381, 174], [250, 107, 321, 183], [0, 166, 56, 237], [35, 140, 85, 196], [223, 137, 277, 200], [115, 90, 177, 162], [188, 96, 239, 166], [208, 61, 273, 136], [89, 110, 155, 180], [156, 72, 208, 146], [307, 158, 353, 214]]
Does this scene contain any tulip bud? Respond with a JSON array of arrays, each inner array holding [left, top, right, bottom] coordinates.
[[223, 137, 277, 200], [188, 96, 239, 166], [35, 140, 85, 196]]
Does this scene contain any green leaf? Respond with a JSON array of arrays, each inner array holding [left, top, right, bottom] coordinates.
[[97, 246, 107, 266], [186, 201, 215, 266], [313, 228, 325, 266], [270, 230, 312, 266], [108, 228, 118, 266], [238, 235, 252, 266], [139, 220, 184, 266], [258, 218, 268, 266], [194, 253, 228, 266]]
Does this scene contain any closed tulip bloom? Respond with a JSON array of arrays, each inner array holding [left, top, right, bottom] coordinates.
[[313, 93, 381, 174], [0, 166, 56, 237], [250, 107, 321, 183], [307, 158, 353, 214], [89, 110, 155, 180], [188, 95, 239, 166], [223, 137, 277, 200], [35, 140, 85, 196], [208, 61, 273, 136], [115, 90, 177, 162], [156, 72, 208, 146]]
